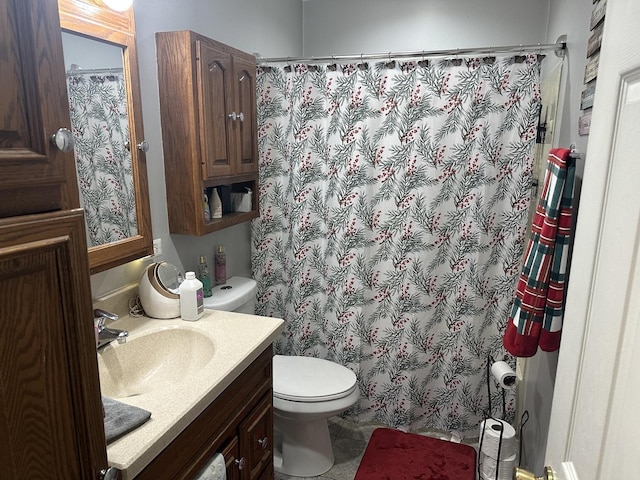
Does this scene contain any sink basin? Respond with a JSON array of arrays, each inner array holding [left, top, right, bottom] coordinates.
[[98, 326, 215, 399]]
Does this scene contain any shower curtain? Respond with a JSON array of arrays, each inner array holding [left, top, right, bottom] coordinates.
[[252, 54, 542, 436], [66, 72, 137, 247]]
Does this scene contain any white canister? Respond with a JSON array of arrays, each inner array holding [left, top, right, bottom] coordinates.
[[231, 187, 252, 212], [179, 271, 204, 321]]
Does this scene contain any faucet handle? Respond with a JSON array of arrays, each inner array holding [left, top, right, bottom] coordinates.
[[94, 308, 119, 321]]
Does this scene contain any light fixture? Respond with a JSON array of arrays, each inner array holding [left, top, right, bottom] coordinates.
[[94, 0, 133, 12]]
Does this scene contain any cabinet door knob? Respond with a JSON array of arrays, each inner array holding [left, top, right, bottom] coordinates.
[[50, 128, 75, 152], [228, 112, 244, 122], [234, 457, 246, 470], [124, 140, 149, 152], [258, 436, 268, 449], [99, 467, 118, 480]]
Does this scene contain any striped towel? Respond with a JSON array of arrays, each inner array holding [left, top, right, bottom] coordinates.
[[503, 148, 576, 357]]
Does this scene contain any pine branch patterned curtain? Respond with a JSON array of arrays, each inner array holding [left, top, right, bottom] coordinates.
[[253, 55, 543, 436], [66, 72, 138, 247], [503, 148, 576, 357]]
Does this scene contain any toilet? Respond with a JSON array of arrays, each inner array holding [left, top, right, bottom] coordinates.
[[203, 277, 359, 477]]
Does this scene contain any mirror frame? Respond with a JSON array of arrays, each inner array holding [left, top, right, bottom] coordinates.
[[58, 0, 153, 274]]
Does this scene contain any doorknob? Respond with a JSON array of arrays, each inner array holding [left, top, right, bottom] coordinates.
[[514, 466, 555, 480]]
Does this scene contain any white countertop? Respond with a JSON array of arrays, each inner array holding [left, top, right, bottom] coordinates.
[[100, 310, 284, 480]]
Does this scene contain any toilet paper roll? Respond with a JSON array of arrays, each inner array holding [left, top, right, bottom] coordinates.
[[491, 361, 517, 389], [479, 418, 517, 460], [480, 451, 516, 480]]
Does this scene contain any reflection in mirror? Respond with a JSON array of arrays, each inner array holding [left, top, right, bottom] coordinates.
[[62, 32, 138, 247], [57, 0, 152, 274]]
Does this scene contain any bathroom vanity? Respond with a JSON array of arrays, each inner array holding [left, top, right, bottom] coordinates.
[[135, 348, 273, 480], [98, 311, 283, 480]]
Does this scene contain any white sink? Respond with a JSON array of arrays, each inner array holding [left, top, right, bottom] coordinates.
[[97, 326, 215, 399]]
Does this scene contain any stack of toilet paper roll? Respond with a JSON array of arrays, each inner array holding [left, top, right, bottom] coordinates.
[[479, 418, 517, 480]]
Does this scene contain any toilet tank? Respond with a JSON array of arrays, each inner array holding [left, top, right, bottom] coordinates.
[[202, 276, 257, 314]]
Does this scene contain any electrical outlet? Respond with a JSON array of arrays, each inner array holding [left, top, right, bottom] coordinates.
[[153, 238, 162, 257]]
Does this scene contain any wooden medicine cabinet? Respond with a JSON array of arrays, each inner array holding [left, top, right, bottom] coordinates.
[[156, 30, 259, 236]]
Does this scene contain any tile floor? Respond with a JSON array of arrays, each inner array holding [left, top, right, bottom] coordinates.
[[273, 416, 383, 480]]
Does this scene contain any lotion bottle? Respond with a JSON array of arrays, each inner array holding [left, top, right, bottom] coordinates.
[[179, 271, 204, 321], [197, 255, 212, 297], [215, 245, 226, 285], [211, 188, 223, 219]]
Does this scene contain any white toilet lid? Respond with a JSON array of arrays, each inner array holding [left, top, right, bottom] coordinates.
[[273, 355, 357, 402]]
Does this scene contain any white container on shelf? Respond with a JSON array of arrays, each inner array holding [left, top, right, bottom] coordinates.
[[211, 188, 223, 218], [231, 187, 252, 212], [179, 271, 204, 321]]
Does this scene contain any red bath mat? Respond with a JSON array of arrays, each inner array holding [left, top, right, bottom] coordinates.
[[355, 428, 477, 480]]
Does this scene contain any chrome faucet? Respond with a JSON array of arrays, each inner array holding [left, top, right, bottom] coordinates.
[[94, 308, 128, 349]]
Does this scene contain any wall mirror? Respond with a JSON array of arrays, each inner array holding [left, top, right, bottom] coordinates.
[[58, 0, 152, 274]]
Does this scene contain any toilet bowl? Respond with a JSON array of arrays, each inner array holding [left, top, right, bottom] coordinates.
[[203, 277, 359, 477], [272, 354, 358, 476]]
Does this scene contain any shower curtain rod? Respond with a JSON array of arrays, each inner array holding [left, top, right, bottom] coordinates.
[[66, 65, 124, 75], [256, 41, 566, 65]]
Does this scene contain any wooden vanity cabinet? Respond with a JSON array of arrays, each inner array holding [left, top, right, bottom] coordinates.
[[0, 0, 80, 218], [134, 347, 274, 480], [156, 31, 259, 236]]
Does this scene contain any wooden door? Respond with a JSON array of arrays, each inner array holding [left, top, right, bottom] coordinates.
[[233, 56, 259, 175], [197, 40, 235, 179], [0, 0, 79, 218], [545, 0, 640, 478], [0, 209, 107, 479]]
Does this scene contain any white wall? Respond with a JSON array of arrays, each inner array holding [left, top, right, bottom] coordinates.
[[90, 0, 303, 297], [517, 0, 593, 474], [302, 0, 550, 56]]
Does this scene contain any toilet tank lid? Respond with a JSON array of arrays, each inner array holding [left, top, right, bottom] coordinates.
[[273, 355, 357, 402], [202, 276, 257, 312]]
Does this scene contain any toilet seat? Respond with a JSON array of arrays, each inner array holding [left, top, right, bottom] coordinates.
[[273, 355, 357, 402]]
